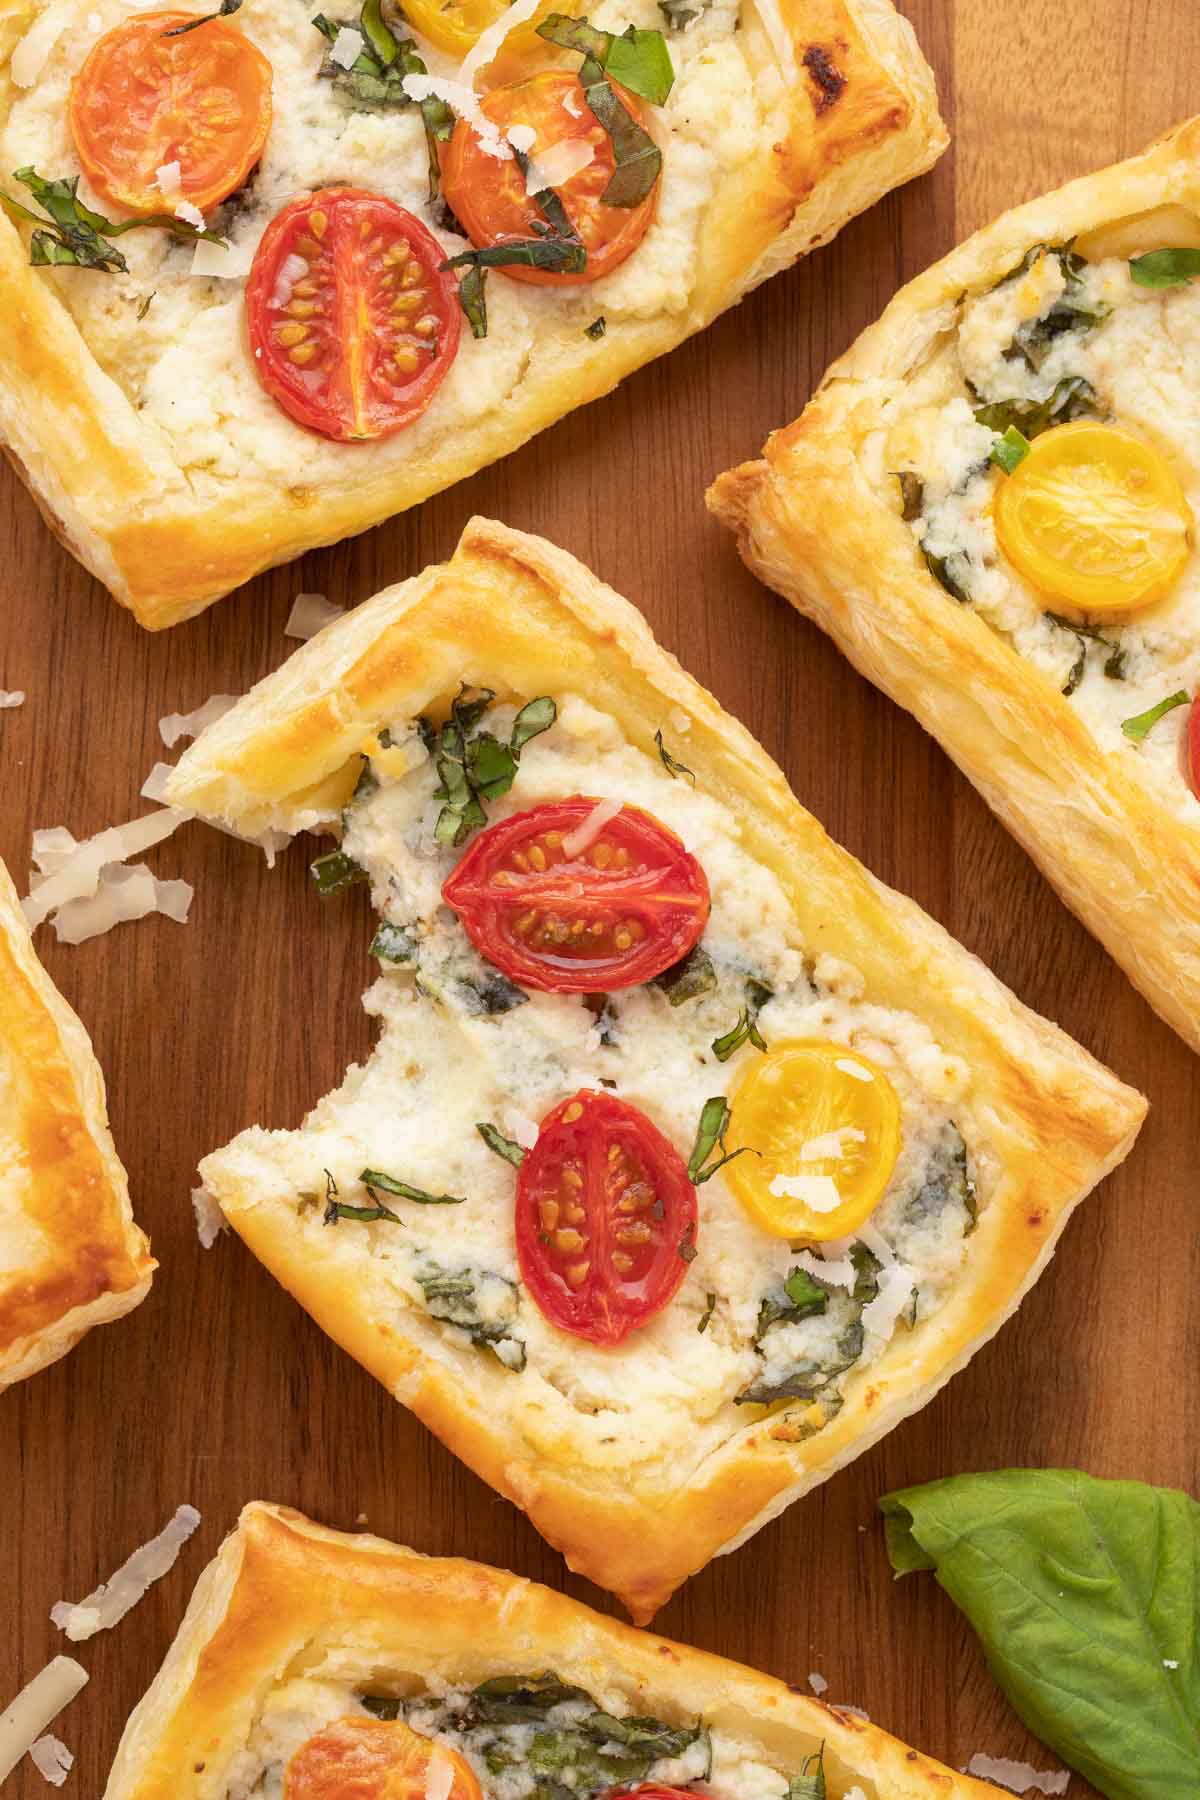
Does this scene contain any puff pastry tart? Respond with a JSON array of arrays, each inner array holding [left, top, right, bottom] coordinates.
[[0, 0, 945, 630], [0, 854, 153, 1390], [167, 518, 1144, 1621], [103, 1501, 1000, 1800], [709, 116, 1200, 1054]]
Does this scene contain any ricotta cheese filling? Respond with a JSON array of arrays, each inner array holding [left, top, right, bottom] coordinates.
[[221, 1671, 854, 1800], [877, 246, 1200, 819], [0, 0, 766, 491], [208, 692, 985, 1475]]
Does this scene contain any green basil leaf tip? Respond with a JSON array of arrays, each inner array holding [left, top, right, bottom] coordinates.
[[476, 1122, 527, 1167], [1121, 689, 1189, 741], [1129, 247, 1200, 289], [880, 1469, 1200, 1800], [310, 848, 369, 896], [989, 424, 1031, 474], [360, 1168, 466, 1204]]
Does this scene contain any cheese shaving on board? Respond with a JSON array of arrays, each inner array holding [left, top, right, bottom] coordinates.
[[52, 862, 194, 946], [51, 1505, 201, 1641], [143, 763, 289, 865], [284, 593, 345, 640], [0, 690, 25, 708], [29, 1734, 73, 1787], [458, 0, 544, 85], [964, 1754, 1070, 1795], [159, 694, 239, 749], [22, 810, 189, 931], [193, 1186, 228, 1249], [0, 1658, 88, 1783]]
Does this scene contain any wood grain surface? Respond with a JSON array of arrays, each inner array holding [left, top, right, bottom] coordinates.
[[3, 4, 1198, 1794]]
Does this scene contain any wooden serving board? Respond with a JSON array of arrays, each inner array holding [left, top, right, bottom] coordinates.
[[3, 4, 1198, 1794]]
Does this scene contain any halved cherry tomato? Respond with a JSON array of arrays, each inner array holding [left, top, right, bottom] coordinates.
[[516, 1090, 698, 1344], [993, 421, 1194, 616], [284, 1717, 482, 1800], [439, 72, 659, 287], [398, 0, 558, 65], [68, 11, 272, 215], [441, 798, 710, 993], [724, 1041, 902, 1241], [246, 188, 460, 443], [1189, 694, 1200, 798]]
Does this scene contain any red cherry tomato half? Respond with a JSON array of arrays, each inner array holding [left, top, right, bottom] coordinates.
[[246, 187, 460, 442], [439, 71, 658, 287], [1190, 694, 1200, 798], [441, 798, 710, 993], [516, 1090, 698, 1345]]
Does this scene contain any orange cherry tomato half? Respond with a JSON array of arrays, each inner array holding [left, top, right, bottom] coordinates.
[[246, 187, 461, 443], [1189, 694, 1200, 798], [516, 1090, 698, 1345], [439, 71, 659, 286], [68, 11, 272, 215], [441, 798, 710, 993], [284, 1717, 483, 1800]]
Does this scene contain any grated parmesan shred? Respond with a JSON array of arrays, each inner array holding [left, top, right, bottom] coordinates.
[[0, 690, 25, 709], [400, 74, 509, 156], [562, 798, 623, 858], [192, 1186, 227, 1250], [0, 1659, 88, 1784], [964, 1753, 1070, 1795], [22, 811, 189, 932], [284, 593, 345, 641], [807, 1671, 828, 1695], [51, 1506, 201, 1641], [458, 0, 544, 84], [29, 1734, 73, 1787]]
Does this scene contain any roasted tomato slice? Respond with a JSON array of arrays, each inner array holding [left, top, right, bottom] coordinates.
[[285, 1717, 482, 1800], [246, 187, 460, 443], [439, 72, 659, 287], [516, 1090, 698, 1345], [1190, 694, 1200, 798], [441, 798, 710, 993], [68, 11, 272, 215], [399, 0, 557, 65]]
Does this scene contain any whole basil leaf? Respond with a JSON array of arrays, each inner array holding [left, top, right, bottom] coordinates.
[[1129, 248, 1200, 289], [880, 1469, 1200, 1800]]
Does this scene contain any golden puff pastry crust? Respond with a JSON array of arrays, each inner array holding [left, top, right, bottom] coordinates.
[[103, 1501, 1000, 1800], [0, 855, 153, 1390], [708, 115, 1200, 1056], [0, 0, 946, 630], [167, 518, 1145, 1622]]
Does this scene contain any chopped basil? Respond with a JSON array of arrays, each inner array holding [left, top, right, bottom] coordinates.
[[310, 848, 369, 896], [454, 1673, 708, 1798], [653, 728, 694, 782], [986, 243, 1110, 374], [900, 1123, 977, 1237], [444, 231, 587, 338], [456, 967, 530, 1015], [697, 1291, 717, 1333], [371, 920, 419, 964], [476, 1121, 527, 1167], [585, 315, 606, 338], [654, 943, 716, 1005], [755, 1266, 828, 1339], [686, 1096, 753, 1184], [712, 981, 771, 1062], [787, 1748, 827, 1800], [361, 1168, 465, 1204], [923, 549, 972, 604], [360, 1695, 403, 1720], [323, 1168, 400, 1225], [535, 14, 675, 104], [1045, 611, 1126, 696], [1121, 689, 1189, 741], [312, 5, 449, 196], [535, 15, 667, 208], [1129, 247, 1200, 288], [973, 373, 1099, 441], [738, 1246, 880, 1406], [989, 424, 1031, 474], [421, 686, 555, 845], [896, 470, 924, 521], [658, 0, 706, 26], [162, 0, 242, 34], [0, 166, 225, 272], [416, 1264, 525, 1369]]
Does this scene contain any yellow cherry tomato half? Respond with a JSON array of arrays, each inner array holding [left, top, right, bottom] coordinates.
[[284, 1717, 483, 1800], [723, 1040, 902, 1241], [993, 421, 1194, 616], [397, 0, 558, 66]]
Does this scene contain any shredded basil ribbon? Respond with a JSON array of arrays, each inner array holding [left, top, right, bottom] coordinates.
[[1121, 689, 1189, 741], [0, 167, 224, 272], [361, 1168, 466, 1204], [310, 848, 368, 896], [654, 729, 694, 782], [312, 4, 451, 199], [535, 14, 671, 208], [162, 0, 243, 35], [989, 424, 1031, 474], [686, 1096, 753, 1183], [476, 1122, 527, 1167]]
